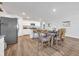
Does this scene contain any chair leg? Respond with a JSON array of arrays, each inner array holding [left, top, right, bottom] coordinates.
[[50, 40, 52, 47], [58, 40, 61, 45], [41, 42, 44, 50], [61, 38, 64, 41]]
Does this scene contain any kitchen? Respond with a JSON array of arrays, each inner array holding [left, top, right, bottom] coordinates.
[[0, 2, 79, 56]]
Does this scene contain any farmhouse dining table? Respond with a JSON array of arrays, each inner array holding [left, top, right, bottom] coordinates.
[[33, 29, 58, 47]]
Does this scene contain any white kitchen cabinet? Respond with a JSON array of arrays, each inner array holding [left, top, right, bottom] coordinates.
[[0, 35, 4, 56]]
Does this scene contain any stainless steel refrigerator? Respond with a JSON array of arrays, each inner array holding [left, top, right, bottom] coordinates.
[[0, 17, 18, 44]]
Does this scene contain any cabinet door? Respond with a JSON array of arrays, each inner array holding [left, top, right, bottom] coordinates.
[[1, 17, 18, 44]]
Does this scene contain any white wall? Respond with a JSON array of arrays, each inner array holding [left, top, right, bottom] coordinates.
[[51, 15, 79, 39], [17, 17, 23, 36]]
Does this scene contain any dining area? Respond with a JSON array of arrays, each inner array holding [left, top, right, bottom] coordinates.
[[32, 28, 66, 50]]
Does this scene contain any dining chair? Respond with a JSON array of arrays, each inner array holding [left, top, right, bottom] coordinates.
[[47, 32, 55, 47], [38, 30, 51, 49], [33, 29, 39, 39], [58, 28, 66, 41], [55, 28, 66, 45]]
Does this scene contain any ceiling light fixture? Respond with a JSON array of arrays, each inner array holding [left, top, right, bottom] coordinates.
[[22, 12, 26, 15], [52, 8, 56, 12]]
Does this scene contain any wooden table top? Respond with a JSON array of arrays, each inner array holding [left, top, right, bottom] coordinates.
[[33, 29, 48, 33]]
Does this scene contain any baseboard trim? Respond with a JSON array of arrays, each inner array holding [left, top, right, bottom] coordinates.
[[18, 35, 30, 37], [65, 36, 79, 40]]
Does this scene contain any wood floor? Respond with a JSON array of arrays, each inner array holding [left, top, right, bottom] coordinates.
[[5, 35, 79, 56]]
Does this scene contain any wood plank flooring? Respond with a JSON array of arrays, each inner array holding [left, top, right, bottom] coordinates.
[[5, 35, 79, 56]]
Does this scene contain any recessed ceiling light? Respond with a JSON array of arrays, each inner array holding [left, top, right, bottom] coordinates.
[[22, 12, 26, 15], [52, 8, 56, 12]]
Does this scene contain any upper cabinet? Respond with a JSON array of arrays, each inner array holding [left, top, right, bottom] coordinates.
[[22, 20, 41, 29]]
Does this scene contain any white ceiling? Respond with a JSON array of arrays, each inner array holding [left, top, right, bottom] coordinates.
[[2, 2, 79, 22]]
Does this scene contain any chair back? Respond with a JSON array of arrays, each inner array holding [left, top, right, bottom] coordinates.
[[58, 28, 66, 39]]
